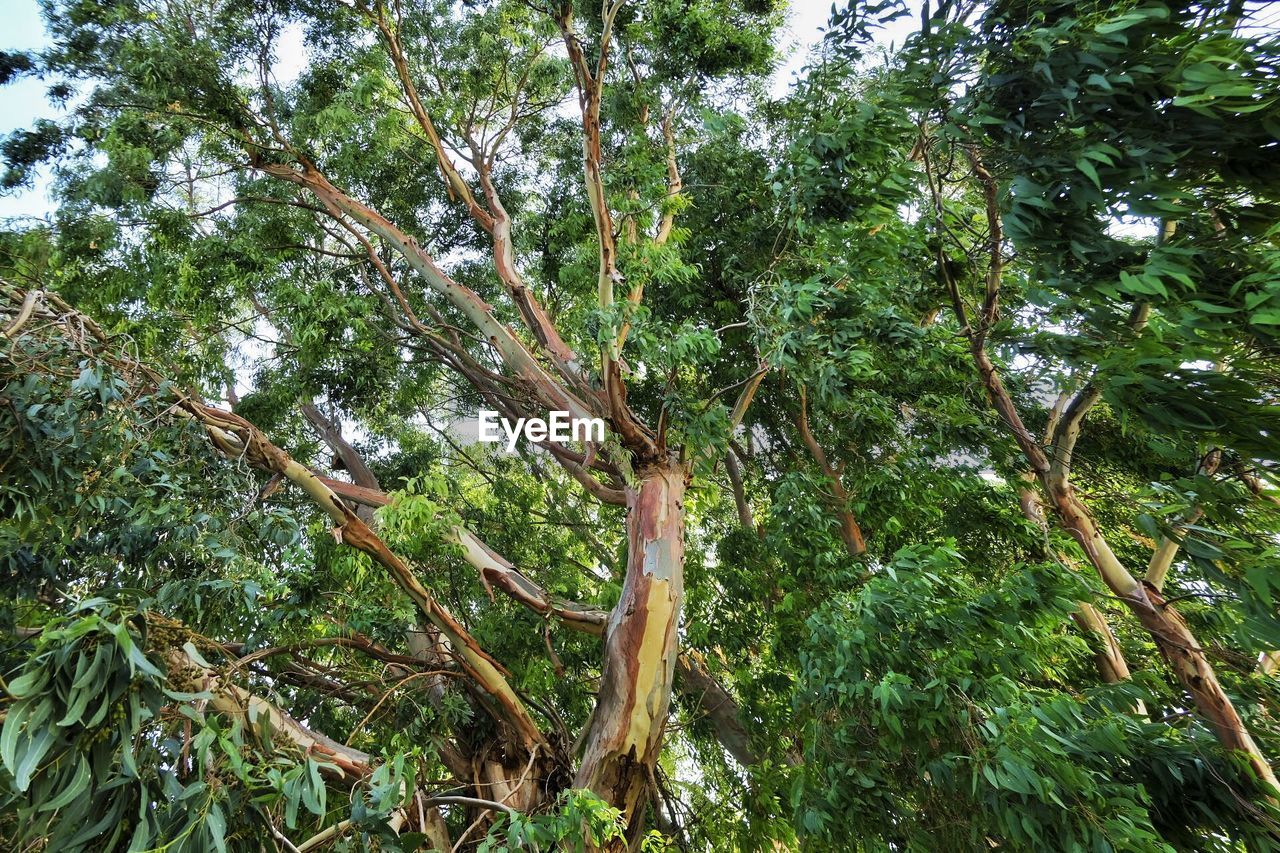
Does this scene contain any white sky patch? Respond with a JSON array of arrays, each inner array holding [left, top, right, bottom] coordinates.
[[771, 1, 924, 98], [771, 2, 834, 97], [0, 0, 59, 220], [1107, 215, 1159, 241], [272, 23, 308, 87]]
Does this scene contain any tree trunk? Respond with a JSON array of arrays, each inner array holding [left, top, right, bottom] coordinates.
[[970, 347, 1277, 790], [1019, 480, 1137, 690], [575, 459, 688, 834], [1070, 604, 1135, 684], [1049, 485, 1278, 790]]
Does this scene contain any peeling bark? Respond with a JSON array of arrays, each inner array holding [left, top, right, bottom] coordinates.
[[310, 476, 767, 774], [164, 643, 374, 783], [455, 527, 610, 635], [976, 349, 1276, 789], [576, 459, 688, 833]]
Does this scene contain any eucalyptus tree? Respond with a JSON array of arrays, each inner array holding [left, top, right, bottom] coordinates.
[[3, 0, 783, 848], [3, 0, 1280, 850]]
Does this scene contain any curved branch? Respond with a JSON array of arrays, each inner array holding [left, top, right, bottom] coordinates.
[[187, 401, 548, 749], [933, 152, 1278, 790], [2, 286, 547, 750], [675, 653, 759, 767], [257, 161, 598, 426], [366, 6, 591, 391], [1, 288, 40, 338], [366, 5, 493, 230], [795, 385, 866, 557], [454, 527, 609, 634], [308, 476, 761, 771]]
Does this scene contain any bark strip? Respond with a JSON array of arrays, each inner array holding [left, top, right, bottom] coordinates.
[[575, 459, 688, 830]]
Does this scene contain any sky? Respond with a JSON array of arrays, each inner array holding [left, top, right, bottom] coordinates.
[[0, 0, 59, 220], [0, 0, 899, 221]]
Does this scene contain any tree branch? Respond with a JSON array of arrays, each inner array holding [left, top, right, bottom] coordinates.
[[256, 160, 596, 426], [3, 285, 548, 751], [795, 384, 866, 557], [555, 3, 656, 458]]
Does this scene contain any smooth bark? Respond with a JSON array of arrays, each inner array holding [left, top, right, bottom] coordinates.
[[576, 459, 688, 833], [976, 349, 1276, 790]]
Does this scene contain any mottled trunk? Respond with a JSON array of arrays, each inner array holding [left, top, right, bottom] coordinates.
[[1019, 480, 1136, 690], [971, 348, 1276, 790], [576, 460, 687, 832], [1050, 486, 1278, 790]]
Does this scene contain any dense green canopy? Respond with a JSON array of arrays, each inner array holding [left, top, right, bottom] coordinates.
[[2, 0, 1280, 850]]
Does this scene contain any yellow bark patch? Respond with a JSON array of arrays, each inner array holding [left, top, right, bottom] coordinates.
[[624, 579, 677, 752]]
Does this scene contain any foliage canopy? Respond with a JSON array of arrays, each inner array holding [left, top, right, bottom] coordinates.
[[2, 0, 1280, 850]]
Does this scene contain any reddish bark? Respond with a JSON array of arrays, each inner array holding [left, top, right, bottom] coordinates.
[[795, 385, 866, 557], [576, 459, 688, 833]]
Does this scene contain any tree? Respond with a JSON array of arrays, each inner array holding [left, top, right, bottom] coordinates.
[[2, 0, 1280, 850]]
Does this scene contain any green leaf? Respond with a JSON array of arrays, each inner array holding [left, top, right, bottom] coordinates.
[[7, 667, 49, 699], [38, 754, 90, 812], [206, 803, 227, 853], [56, 685, 95, 728], [15, 726, 55, 791], [1, 699, 33, 774], [1074, 158, 1101, 190], [182, 641, 213, 669]]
